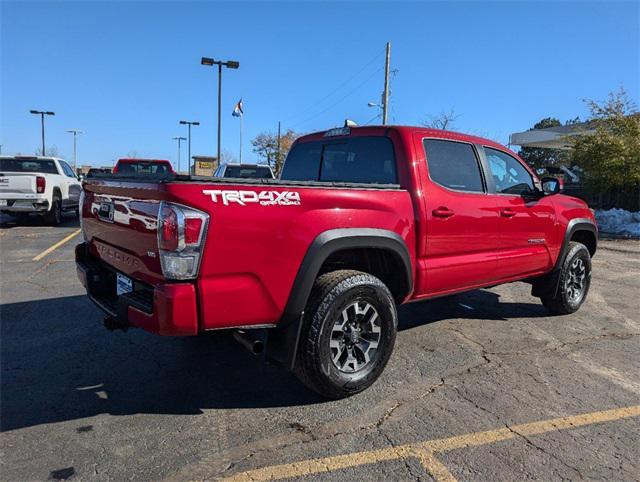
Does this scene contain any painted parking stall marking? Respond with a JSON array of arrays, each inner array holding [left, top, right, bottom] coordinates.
[[224, 405, 640, 481], [32, 228, 81, 261]]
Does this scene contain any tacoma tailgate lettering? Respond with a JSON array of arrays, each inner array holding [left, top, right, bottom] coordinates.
[[203, 189, 300, 206]]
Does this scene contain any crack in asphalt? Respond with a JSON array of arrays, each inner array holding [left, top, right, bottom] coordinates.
[[504, 424, 585, 479]]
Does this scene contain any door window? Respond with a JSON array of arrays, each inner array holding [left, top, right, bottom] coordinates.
[[484, 148, 534, 195], [423, 139, 484, 192], [60, 161, 76, 178]]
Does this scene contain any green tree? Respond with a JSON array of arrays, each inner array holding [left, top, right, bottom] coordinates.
[[571, 87, 640, 192], [517, 117, 570, 170], [251, 129, 299, 176]]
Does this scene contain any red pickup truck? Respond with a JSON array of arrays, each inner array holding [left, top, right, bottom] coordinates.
[[76, 125, 597, 398]]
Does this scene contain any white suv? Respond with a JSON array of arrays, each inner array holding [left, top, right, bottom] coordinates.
[[0, 156, 82, 225]]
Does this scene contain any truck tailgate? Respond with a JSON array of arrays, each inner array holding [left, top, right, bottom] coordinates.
[[81, 181, 167, 286], [0, 174, 36, 196]]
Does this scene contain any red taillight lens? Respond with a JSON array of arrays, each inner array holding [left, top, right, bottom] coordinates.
[[36, 176, 46, 193], [159, 205, 179, 251], [184, 218, 203, 245], [157, 201, 209, 280]]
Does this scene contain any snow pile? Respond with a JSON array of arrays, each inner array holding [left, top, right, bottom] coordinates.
[[595, 208, 640, 237]]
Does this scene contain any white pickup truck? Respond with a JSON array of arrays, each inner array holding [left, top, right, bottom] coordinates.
[[0, 156, 82, 225]]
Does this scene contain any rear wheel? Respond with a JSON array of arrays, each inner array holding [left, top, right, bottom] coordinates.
[[294, 270, 397, 399], [45, 194, 62, 226], [541, 241, 591, 315]]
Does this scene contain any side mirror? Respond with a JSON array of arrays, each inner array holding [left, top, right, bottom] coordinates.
[[541, 177, 561, 195]]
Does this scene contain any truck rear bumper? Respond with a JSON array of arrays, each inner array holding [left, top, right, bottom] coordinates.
[[0, 199, 49, 213], [75, 243, 198, 336]]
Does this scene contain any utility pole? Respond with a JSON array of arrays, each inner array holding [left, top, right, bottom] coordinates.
[[30, 110, 55, 155], [382, 42, 391, 125], [201, 57, 240, 164], [179, 120, 199, 173], [277, 121, 281, 171], [172, 136, 187, 173], [66, 129, 83, 170]]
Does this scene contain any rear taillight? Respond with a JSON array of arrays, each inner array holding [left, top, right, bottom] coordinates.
[[36, 176, 46, 193], [157, 201, 209, 280]]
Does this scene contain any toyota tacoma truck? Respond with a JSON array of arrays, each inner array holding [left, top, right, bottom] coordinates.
[[75, 125, 597, 398], [0, 155, 82, 224]]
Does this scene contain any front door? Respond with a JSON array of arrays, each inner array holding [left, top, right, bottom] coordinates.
[[482, 146, 557, 279], [417, 137, 501, 296]]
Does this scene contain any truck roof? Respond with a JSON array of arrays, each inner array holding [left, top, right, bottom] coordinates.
[[297, 125, 512, 154], [0, 155, 65, 162]]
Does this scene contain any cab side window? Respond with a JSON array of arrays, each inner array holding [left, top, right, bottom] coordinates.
[[60, 161, 77, 178], [484, 148, 534, 195], [423, 139, 484, 193]]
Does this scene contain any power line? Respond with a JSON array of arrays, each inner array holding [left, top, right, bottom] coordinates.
[[284, 49, 385, 124], [292, 67, 384, 129], [364, 113, 381, 126]]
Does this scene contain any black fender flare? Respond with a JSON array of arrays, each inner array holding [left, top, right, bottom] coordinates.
[[554, 218, 598, 270], [266, 228, 412, 370], [532, 218, 597, 298]]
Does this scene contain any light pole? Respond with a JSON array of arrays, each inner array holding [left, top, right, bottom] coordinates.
[[30, 110, 55, 155], [201, 57, 240, 163], [172, 136, 187, 173], [179, 120, 199, 174], [66, 129, 83, 170]]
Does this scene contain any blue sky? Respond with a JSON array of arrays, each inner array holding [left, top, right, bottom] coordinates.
[[1, 1, 638, 168]]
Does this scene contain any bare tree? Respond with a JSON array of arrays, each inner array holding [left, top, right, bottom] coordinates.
[[251, 129, 299, 176], [219, 149, 238, 164], [34, 146, 60, 157], [422, 108, 462, 130]]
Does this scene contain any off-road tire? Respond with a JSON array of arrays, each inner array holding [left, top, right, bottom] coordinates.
[[541, 241, 591, 315], [45, 194, 62, 226], [294, 270, 397, 399]]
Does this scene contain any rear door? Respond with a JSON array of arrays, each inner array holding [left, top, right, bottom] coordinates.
[[481, 147, 556, 278], [417, 137, 501, 296], [59, 160, 82, 208]]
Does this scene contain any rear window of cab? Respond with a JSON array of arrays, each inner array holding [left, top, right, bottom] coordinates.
[[281, 136, 397, 184]]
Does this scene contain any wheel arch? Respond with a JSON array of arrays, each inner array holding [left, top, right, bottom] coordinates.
[[557, 218, 597, 269], [266, 228, 412, 370], [532, 217, 597, 299]]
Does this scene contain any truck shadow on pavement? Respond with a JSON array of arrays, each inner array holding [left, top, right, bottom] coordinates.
[[0, 213, 80, 229], [0, 290, 548, 432]]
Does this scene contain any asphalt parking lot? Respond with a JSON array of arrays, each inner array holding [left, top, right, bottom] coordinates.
[[1, 215, 639, 481]]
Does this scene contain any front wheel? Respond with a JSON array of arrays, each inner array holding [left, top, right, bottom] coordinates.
[[541, 241, 592, 315], [295, 270, 397, 399]]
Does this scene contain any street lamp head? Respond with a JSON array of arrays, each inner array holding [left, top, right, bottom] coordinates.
[[225, 60, 240, 69], [30, 110, 39, 114], [201, 57, 215, 66], [179, 120, 187, 125], [367, 102, 379, 108], [192, 121, 200, 126], [45, 111, 55, 116]]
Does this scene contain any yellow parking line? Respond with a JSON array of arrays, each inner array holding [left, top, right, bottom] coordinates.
[[224, 405, 640, 481], [32, 229, 81, 261], [412, 447, 458, 481]]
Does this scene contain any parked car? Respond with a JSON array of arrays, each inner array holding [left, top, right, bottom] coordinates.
[[0, 156, 82, 224], [85, 167, 113, 179], [76, 125, 597, 398], [214, 163, 274, 179], [113, 158, 174, 176]]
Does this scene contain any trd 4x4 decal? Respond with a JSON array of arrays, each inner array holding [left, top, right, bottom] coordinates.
[[203, 189, 301, 206]]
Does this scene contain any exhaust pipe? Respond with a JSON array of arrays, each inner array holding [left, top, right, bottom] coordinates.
[[233, 330, 264, 355]]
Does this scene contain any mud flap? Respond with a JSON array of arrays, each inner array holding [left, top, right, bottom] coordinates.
[[265, 312, 304, 371]]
